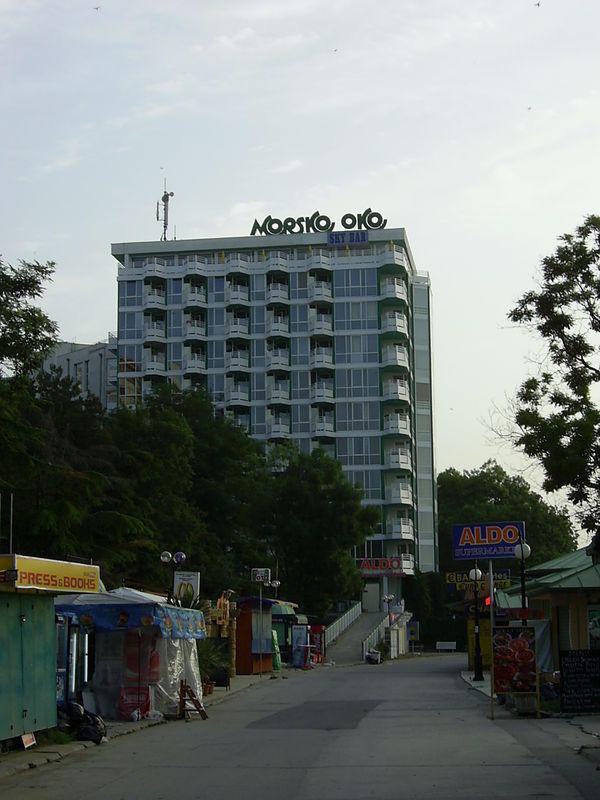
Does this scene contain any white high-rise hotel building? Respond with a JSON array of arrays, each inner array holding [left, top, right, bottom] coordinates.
[[112, 210, 437, 604]]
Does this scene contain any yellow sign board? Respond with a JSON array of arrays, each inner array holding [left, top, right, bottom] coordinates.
[[0, 554, 100, 593]]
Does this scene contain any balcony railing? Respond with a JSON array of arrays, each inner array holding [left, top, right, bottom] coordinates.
[[383, 415, 411, 435], [268, 421, 291, 438], [142, 359, 166, 373], [308, 281, 333, 302], [311, 383, 334, 402], [267, 318, 290, 336], [385, 484, 413, 505], [266, 350, 290, 369], [381, 314, 408, 335], [184, 321, 206, 338], [312, 419, 335, 436], [266, 386, 290, 403], [226, 351, 250, 370], [226, 285, 250, 303], [227, 318, 250, 336], [226, 386, 250, 403], [183, 285, 207, 305], [143, 324, 166, 340], [183, 356, 207, 372], [384, 450, 412, 470], [380, 280, 408, 303], [266, 283, 289, 303], [386, 519, 415, 540], [309, 315, 333, 335], [310, 348, 334, 369], [143, 289, 166, 307], [381, 347, 409, 369], [382, 381, 410, 402]]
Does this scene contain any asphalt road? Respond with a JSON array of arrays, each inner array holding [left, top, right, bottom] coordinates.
[[3, 654, 599, 800]]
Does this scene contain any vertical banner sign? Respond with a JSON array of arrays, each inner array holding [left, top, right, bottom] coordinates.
[[492, 627, 538, 695], [452, 522, 525, 560]]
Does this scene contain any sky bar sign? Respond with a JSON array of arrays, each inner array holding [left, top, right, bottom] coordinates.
[[452, 521, 525, 560]]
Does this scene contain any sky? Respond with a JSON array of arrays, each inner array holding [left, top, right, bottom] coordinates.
[[2, 0, 599, 533]]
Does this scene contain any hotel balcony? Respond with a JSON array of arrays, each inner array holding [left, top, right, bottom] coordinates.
[[380, 312, 408, 336], [227, 317, 250, 337], [310, 383, 335, 403], [183, 285, 207, 306], [266, 317, 290, 336], [143, 323, 166, 341], [265, 252, 290, 271], [226, 284, 250, 304], [141, 259, 167, 278], [308, 252, 331, 269], [382, 414, 411, 436], [312, 418, 335, 437], [183, 355, 207, 373], [266, 283, 289, 303], [382, 380, 410, 403], [308, 281, 333, 303], [400, 553, 415, 574], [142, 288, 166, 308], [266, 349, 290, 370], [310, 347, 334, 369], [381, 346, 409, 369], [225, 252, 251, 270], [184, 319, 207, 340], [384, 449, 412, 471], [142, 358, 166, 374], [183, 257, 208, 275], [267, 420, 291, 438], [225, 350, 250, 370], [380, 279, 408, 303], [226, 385, 250, 404], [309, 314, 333, 336], [266, 384, 290, 403], [386, 518, 415, 541], [385, 482, 413, 506]]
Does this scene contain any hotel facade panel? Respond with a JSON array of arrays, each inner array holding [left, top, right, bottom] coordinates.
[[112, 224, 438, 600]]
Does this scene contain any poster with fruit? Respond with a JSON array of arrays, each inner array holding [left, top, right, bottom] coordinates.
[[492, 627, 538, 694]]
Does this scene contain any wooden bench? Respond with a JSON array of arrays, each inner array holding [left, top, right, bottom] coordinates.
[[436, 641, 457, 652]]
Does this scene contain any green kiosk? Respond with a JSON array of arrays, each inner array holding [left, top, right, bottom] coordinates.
[[0, 554, 100, 744]]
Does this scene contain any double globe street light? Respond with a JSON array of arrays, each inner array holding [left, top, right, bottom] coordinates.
[[469, 564, 484, 682], [514, 540, 532, 626]]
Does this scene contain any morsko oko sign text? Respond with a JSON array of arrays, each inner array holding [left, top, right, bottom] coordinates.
[[250, 208, 387, 236]]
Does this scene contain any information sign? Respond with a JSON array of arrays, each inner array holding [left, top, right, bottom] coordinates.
[[251, 567, 271, 584], [560, 650, 600, 713]]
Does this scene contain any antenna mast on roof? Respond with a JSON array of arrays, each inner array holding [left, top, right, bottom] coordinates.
[[156, 179, 174, 241]]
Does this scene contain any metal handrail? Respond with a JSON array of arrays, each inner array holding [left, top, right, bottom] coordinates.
[[362, 616, 390, 660], [325, 601, 362, 647]]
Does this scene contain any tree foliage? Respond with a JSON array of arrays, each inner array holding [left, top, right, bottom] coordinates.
[[508, 215, 600, 534], [0, 258, 57, 376], [437, 461, 577, 575]]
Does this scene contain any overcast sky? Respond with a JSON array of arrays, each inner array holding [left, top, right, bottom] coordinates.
[[2, 0, 599, 526]]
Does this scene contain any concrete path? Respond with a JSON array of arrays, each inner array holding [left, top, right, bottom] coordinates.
[[326, 611, 387, 664], [2, 655, 600, 799]]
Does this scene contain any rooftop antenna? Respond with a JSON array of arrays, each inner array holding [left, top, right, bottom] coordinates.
[[156, 179, 174, 241]]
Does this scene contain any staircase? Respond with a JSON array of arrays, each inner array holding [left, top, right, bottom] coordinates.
[[326, 611, 388, 665]]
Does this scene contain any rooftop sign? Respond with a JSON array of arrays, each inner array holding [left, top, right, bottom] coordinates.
[[0, 554, 100, 593], [250, 208, 387, 236]]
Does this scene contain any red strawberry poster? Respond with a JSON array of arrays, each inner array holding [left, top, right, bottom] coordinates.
[[492, 627, 538, 695]]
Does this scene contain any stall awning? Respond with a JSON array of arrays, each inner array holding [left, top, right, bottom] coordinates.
[[55, 589, 206, 639]]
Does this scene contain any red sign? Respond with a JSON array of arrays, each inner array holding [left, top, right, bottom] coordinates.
[[359, 557, 406, 576]]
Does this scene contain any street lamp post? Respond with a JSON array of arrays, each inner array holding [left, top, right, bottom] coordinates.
[[469, 563, 484, 682], [514, 539, 531, 627], [160, 550, 187, 603], [382, 593, 394, 623]]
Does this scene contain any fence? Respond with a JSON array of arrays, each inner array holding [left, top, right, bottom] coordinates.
[[325, 601, 362, 647], [362, 616, 390, 660]]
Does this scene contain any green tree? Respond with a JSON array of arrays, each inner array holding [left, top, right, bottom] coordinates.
[[269, 447, 378, 619], [437, 461, 577, 575], [0, 258, 57, 376], [508, 215, 600, 535]]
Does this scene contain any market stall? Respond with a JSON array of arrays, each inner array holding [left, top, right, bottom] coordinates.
[[54, 587, 206, 720]]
